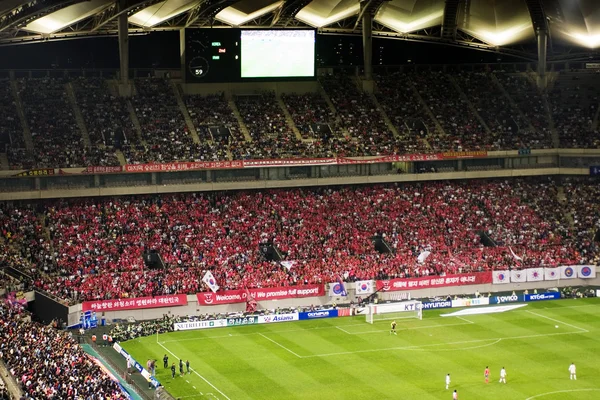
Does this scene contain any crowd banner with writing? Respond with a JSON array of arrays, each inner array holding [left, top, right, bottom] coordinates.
[[124, 160, 243, 173], [196, 284, 325, 305], [81, 166, 123, 174], [13, 168, 55, 177], [69, 152, 490, 175], [243, 158, 337, 168], [492, 271, 510, 284], [577, 265, 596, 279], [82, 294, 188, 312], [375, 272, 492, 292], [544, 267, 560, 280], [526, 267, 544, 282], [510, 270, 527, 283], [560, 266, 577, 279]]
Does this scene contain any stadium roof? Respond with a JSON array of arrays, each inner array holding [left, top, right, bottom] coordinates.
[[0, 0, 599, 61]]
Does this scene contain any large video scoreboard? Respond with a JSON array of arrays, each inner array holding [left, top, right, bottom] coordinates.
[[185, 28, 316, 82]]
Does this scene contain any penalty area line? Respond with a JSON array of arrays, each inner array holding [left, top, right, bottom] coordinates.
[[258, 333, 303, 358], [525, 388, 600, 400], [157, 341, 231, 400], [525, 310, 589, 333]]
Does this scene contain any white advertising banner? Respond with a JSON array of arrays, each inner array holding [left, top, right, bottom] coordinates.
[[174, 319, 227, 331], [526, 267, 544, 282], [492, 271, 510, 284], [510, 270, 527, 283], [577, 265, 596, 279], [257, 313, 299, 324], [544, 267, 560, 280], [355, 280, 375, 295], [451, 297, 490, 308], [560, 265, 577, 279]]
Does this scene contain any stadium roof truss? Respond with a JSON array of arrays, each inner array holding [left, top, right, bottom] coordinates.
[[0, 0, 599, 61]]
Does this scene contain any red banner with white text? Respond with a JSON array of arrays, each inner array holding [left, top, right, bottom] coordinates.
[[376, 272, 492, 292], [196, 284, 325, 305], [82, 294, 188, 312], [123, 160, 244, 173]]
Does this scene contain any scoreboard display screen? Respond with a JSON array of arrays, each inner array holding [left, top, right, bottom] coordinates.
[[185, 28, 316, 82]]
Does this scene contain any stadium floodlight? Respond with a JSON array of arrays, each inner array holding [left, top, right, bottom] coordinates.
[[365, 300, 423, 324]]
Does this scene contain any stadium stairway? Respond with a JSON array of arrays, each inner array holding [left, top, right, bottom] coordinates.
[[0, 360, 24, 399], [317, 84, 351, 139], [115, 149, 127, 165], [448, 75, 493, 135], [0, 153, 8, 170], [491, 74, 538, 133], [227, 98, 252, 142], [367, 85, 401, 139], [10, 79, 34, 151], [541, 93, 560, 148], [66, 82, 92, 147], [171, 82, 200, 144], [126, 99, 146, 145], [276, 94, 303, 141], [557, 185, 576, 229], [407, 79, 447, 137], [593, 103, 600, 130]]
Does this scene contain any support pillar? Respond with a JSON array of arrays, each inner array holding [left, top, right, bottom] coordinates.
[[536, 29, 548, 90], [118, 0, 133, 97], [180, 29, 186, 84], [362, 8, 373, 81]]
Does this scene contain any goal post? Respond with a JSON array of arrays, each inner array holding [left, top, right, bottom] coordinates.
[[365, 300, 423, 324]]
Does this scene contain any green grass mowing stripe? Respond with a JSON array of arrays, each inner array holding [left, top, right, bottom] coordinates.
[[157, 339, 233, 400], [166, 335, 301, 400]]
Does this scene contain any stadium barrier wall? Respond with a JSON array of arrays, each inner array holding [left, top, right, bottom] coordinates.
[[66, 272, 600, 324]]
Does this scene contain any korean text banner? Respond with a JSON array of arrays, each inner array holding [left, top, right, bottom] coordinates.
[[376, 272, 492, 292], [82, 294, 188, 312]]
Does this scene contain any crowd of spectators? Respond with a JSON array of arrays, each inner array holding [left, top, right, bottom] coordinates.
[[374, 72, 434, 154], [17, 78, 86, 168], [549, 71, 600, 148], [320, 74, 397, 156], [128, 78, 195, 164], [0, 301, 125, 399], [0, 178, 589, 302], [0, 79, 23, 149], [564, 178, 600, 264], [454, 71, 552, 149], [232, 93, 324, 159], [495, 73, 553, 148], [409, 70, 490, 151]]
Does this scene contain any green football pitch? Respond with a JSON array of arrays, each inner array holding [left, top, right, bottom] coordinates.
[[122, 298, 600, 400]]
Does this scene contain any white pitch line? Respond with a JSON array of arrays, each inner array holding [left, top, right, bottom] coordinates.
[[258, 333, 303, 358], [525, 388, 600, 400], [157, 341, 231, 400], [338, 321, 475, 335], [301, 330, 586, 358], [456, 316, 474, 324], [525, 310, 589, 332]]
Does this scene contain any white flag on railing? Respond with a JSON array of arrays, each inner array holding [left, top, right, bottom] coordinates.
[[526, 267, 544, 282], [202, 271, 220, 293], [355, 280, 374, 295], [492, 271, 510, 284], [510, 270, 527, 283], [544, 267, 560, 280], [577, 265, 596, 279]]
